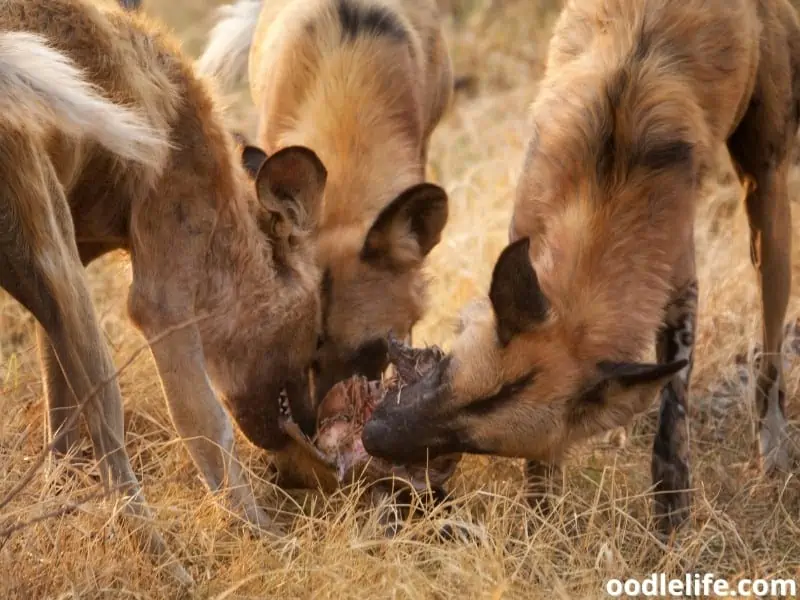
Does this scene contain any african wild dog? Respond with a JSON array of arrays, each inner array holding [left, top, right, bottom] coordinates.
[[197, 0, 452, 469], [363, 0, 800, 533], [0, 0, 329, 579]]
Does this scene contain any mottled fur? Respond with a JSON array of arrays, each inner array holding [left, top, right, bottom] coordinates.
[[364, 0, 799, 534], [198, 0, 453, 441], [0, 0, 329, 580]]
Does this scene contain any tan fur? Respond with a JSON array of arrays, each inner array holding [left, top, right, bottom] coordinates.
[[503, 0, 796, 468], [364, 0, 799, 533], [199, 0, 453, 435], [0, 0, 331, 580]]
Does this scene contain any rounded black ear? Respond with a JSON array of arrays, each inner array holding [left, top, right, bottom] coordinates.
[[570, 358, 689, 436], [488, 237, 549, 346], [578, 359, 689, 406], [241, 145, 268, 179], [596, 359, 689, 388], [254, 145, 327, 230], [360, 183, 448, 271]]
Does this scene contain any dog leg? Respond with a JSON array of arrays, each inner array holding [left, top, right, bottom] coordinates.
[[652, 277, 697, 534], [0, 157, 190, 585]]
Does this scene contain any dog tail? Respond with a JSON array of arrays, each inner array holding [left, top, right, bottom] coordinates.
[[0, 31, 169, 170], [196, 0, 261, 91]]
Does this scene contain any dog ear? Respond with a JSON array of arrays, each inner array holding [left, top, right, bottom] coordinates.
[[254, 145, 327, 231], [489, 238, 549, 345], [360, 183, 448, 271]]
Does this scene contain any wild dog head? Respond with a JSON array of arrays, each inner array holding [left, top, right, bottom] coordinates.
[[362, 237, 686, 464], [311, 182, 449, 404], [213, 0, 453, 407], [206, 142, 328, 444]]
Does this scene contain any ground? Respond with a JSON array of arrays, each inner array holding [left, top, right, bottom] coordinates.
[[2, 1, 800, 598]]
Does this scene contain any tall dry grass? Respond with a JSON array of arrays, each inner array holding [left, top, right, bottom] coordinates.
[[1, 0, 800, 598]]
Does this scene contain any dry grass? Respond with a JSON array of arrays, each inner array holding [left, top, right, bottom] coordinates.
[[2, 1, 800, 598]]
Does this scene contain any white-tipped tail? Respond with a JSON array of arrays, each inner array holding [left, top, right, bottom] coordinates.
[[0, 32, 169, 170], [196, 0, 261, 90]]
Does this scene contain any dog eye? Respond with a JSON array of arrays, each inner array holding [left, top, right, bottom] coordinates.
[[463, 371, 537, 417], [503, 376, 532, 396]]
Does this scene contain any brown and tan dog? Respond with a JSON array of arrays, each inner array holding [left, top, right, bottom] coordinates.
[[363, 0, 800, 534], [0, 0, 330, 580], [197, 0, 453, 437]]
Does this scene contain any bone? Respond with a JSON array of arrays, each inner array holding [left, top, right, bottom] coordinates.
[[386, 332, 446, 383], [316, 370, 460, 488], [279, 336, 460, 493], [279, 419, 337, 470]]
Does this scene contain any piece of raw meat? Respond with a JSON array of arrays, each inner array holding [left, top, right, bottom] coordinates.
[[314, 336, 461, 490], [277, 335, 461, 492]]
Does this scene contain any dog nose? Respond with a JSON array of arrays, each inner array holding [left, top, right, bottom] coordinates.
[[362, 418, 393, 458]]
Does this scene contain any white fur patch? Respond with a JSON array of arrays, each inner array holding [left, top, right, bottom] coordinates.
[[195, 0, 262, 90], [0, 32, 169, 170]]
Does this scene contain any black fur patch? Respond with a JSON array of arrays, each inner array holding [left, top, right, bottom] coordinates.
[[566, 376, 610, 426], [463, 372, 537, 417], [241, 145, 268, 179], [336, 0, 407, 43], [317, 268, 333, 349], [596, 62, 695, 181], [577, 378, 608, 405], [637, 139, 694, 172], [633, 17, 652, 62], [606, 68, 628, 111], [349, 337, 390, 380], [595, 69, 629, 181], [597, 360, 688, 388], [568, 359, 688, 426], [596, 121, 617, 182]]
